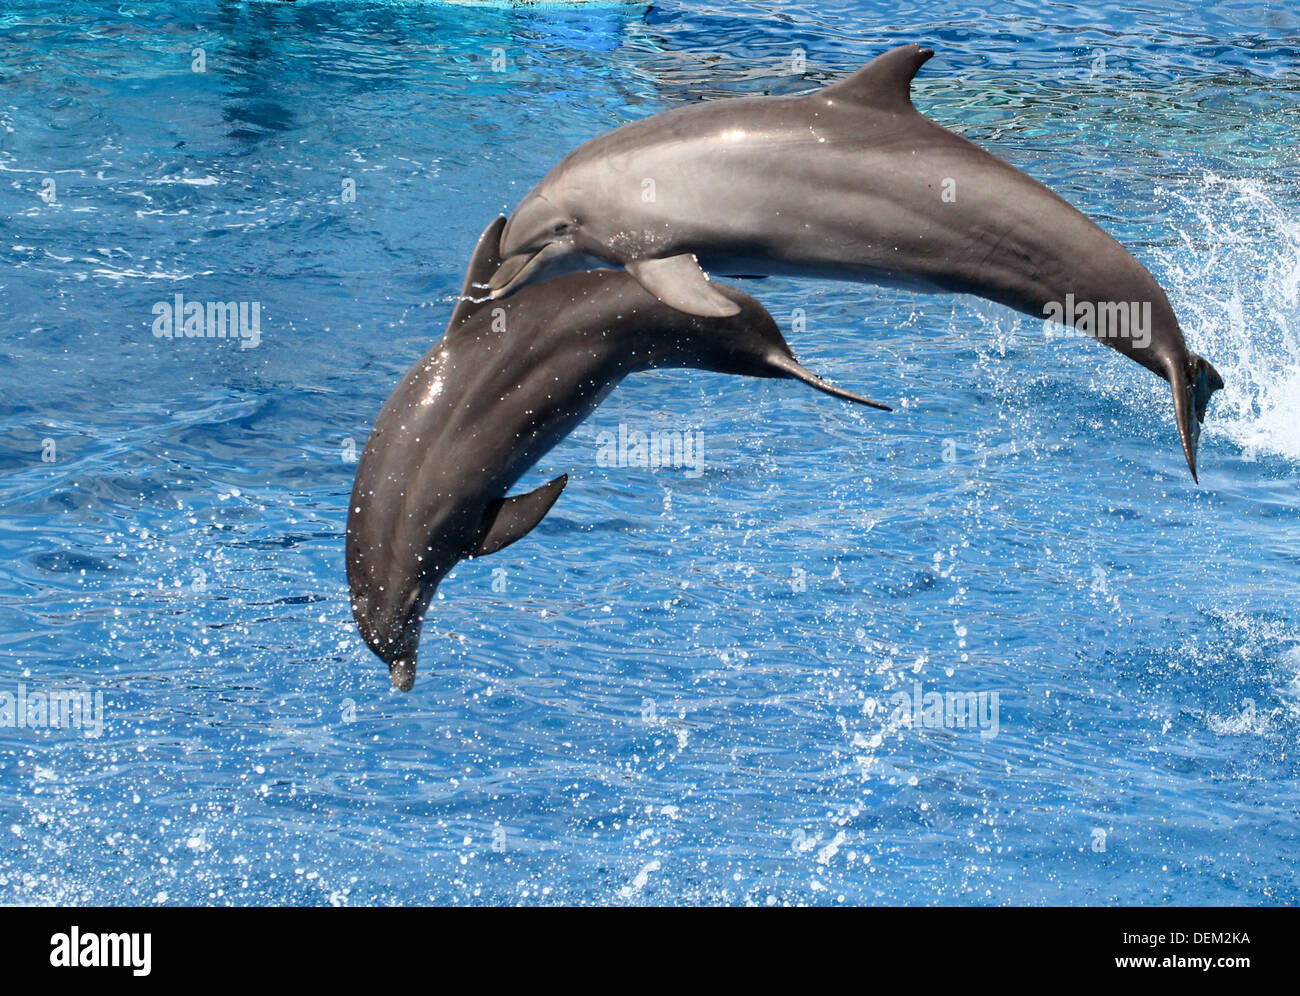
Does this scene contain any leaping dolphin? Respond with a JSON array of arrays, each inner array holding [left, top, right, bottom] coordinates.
[[488, 43, 1223, 480], [346, 217, 886, 691]]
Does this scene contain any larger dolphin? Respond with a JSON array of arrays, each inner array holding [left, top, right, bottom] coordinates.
[[489, 43, 1223, 480], [347, 217, 885, 691]]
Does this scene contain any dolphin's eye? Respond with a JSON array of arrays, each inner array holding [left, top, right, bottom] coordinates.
[[553, 221, 571, 234]]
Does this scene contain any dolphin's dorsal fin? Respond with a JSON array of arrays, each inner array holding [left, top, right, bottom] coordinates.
[[450, 216, 507, 328], [472, 474, 567, 558], [818, 43, 934, 113]]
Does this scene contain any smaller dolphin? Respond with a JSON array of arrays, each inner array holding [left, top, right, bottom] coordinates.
[[489, 43, 1223, 480], [346, 217, 886, 690]]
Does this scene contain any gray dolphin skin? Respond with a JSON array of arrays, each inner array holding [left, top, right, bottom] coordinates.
[[490, 43, 1223, 480], [347, 217, 887, 690]]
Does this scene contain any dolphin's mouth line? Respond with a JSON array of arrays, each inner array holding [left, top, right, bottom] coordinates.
[[489, 240, 570, 299]]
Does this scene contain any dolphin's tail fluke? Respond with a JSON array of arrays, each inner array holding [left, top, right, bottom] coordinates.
[[1166, 352, 1225, 484]]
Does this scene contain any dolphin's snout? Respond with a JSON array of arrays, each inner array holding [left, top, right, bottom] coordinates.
[[490, 193, 576, 298], [356, 602, 424, 692], [389, 658, 417, 693], [377, 628, 421, 692], [487, 246, 540, 294], [497, 192, 558, 257], [488, 240, 574, 299]]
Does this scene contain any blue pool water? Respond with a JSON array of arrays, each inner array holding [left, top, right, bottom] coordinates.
[[1, 0, 1298, 905]]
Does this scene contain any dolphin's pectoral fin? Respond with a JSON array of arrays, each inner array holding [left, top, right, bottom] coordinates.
[[472, 474, 568, 558], [820, 43, 934, 113], [626, 254, 741, 318], [1166, 353, 1225, 484]]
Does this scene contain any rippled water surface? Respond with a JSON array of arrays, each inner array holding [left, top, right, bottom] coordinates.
[[1, 0, 1298, 905]]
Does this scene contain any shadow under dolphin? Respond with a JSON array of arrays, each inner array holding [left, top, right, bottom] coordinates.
[[346, 217, 886, 690], [489, 43, 1224, 481]]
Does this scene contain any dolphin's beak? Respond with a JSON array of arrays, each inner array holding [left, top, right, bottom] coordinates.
[[488, 240, 571, 299], [490, 193, 574, 298], [366, 614, 422, 692], [389, 657, 416, 693]]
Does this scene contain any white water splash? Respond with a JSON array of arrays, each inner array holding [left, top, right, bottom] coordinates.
[[1155, 175, 1300, 463], [618, 859, 661, 899]]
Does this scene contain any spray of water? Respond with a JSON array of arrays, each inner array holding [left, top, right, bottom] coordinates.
[[1155, 175, 1300, 463]]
